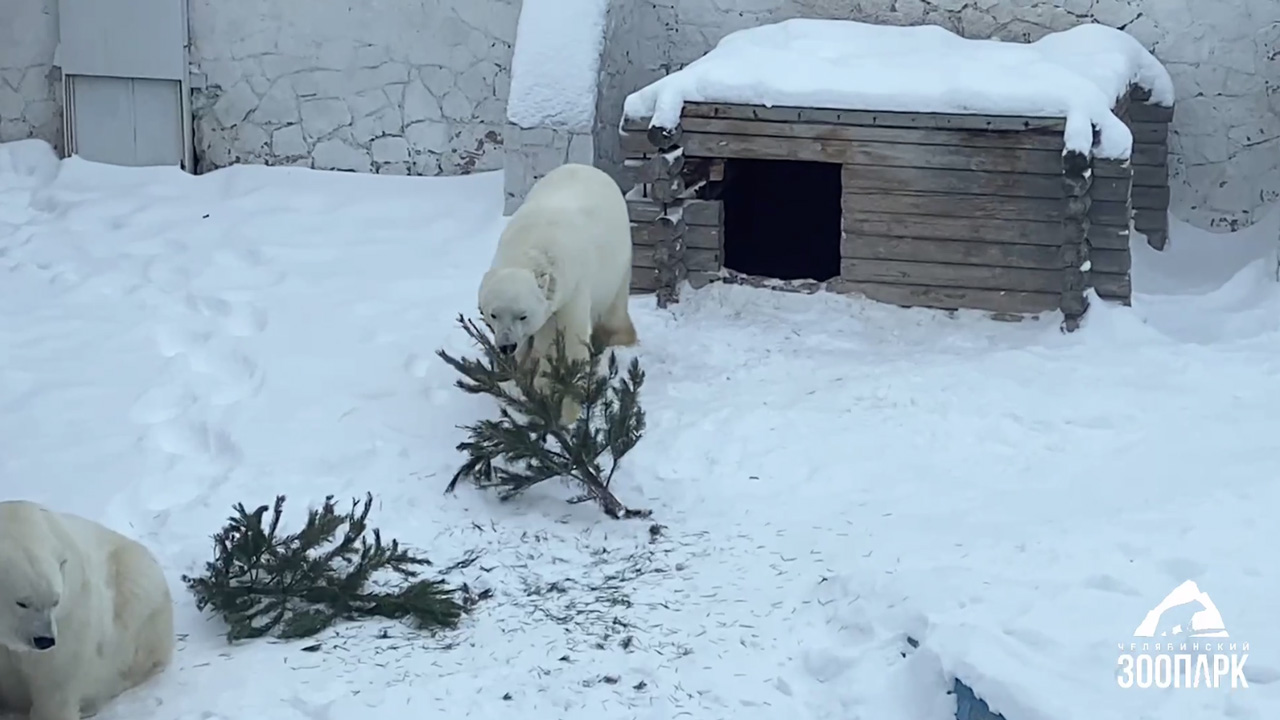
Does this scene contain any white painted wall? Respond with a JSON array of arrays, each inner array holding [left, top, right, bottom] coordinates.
[[186, 0, 519, 176], [0, 0, 62, 153], [640, 0, 1280, 231]]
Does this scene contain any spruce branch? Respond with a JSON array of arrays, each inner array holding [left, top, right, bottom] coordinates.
[[437, 314, 650, 519], [182, 493, 478, 642]]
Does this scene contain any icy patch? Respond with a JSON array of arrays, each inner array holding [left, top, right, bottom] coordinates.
[[506, 0, 610, 130], [623, 19, 1175, 158]]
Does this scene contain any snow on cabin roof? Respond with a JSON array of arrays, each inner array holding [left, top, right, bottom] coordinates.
[[622, 19, 1175, 159]]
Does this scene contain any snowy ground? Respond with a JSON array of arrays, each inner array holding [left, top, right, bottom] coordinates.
[[2, 138, 1278, 720]]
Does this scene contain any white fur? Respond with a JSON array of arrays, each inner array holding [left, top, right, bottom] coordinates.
[[479, 163, 637, 421], [0, 501, 175, 720]]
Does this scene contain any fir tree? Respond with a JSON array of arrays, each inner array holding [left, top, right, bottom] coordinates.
[[436, 314, 650, 519], [183, 493, 477, 642]]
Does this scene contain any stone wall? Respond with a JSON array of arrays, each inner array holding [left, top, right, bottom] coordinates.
[[186, 0, 519, 176], [0, 0, 61, 154], [502, 126, 595, 213], [593, 0, 660, 192], [642, 0, 1280, 231]]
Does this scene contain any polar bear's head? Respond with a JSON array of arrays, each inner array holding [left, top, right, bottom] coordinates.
[[0, 505, 67, 653], [478, 267, 554, 356]]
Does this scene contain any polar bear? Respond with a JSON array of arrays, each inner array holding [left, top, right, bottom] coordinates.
[[479, 162, 636, 421], [0, 500, 175, 720]]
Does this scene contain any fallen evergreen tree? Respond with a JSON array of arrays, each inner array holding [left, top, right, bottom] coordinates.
[[183, 493, 478, 642], [437, 314, 650, 519]]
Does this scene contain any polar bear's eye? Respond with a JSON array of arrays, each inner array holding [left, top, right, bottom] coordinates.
[[15, 601, 28, 609], [519, 315, 527, 321]]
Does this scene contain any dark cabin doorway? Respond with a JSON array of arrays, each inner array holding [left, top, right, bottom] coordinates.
[[719, 158, 843, 282]]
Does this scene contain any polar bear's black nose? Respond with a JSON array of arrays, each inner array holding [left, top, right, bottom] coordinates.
[[497, 343, 517, 356], [31, 636, 55, 650]]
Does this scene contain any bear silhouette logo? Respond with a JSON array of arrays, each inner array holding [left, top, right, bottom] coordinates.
[[1133, 580, 1229, 638]]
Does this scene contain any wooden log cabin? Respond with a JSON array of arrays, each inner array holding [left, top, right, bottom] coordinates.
[[619, 85, 1174, 330]]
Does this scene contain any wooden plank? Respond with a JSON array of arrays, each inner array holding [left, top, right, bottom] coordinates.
[[840, 165, 1070, 199], [1087, 224, 1130, 250], [840, 258, 1067, 293], [619, 130, 650, 155], [669, 116, 1066, 151], [843, 212, 1069, 246], [1136, 223, 1168, 251], [1091, 159, 1133, 179], [633, 246, 720, 272], [630, 266, 658, 293], [629, 149, 685, 183], [630, 268, 717, 293], [626, 198, 722, 226], [687, 224, 721, 251], [843, 192, 1069, 222], [1112, 93, 1131, 120], [1133, 209, 1169, 250], [680, 102, 1069, 132], [1091, 271, 1132, 299], [1132, 164, 1166, 188], [621, 123, 683, 152], [844, 235, 1075, 269], [841, 235, 1072, 269], [1133, 209, 1169, 231], [1089, 176, 1131, 202], [834, 280, 1061, 314], [650, 173, 686, 203], [637, 206, 685, 244], [1132, 185, 1170, 210], [1088, 200, 1131, 227], [1128, 103, 1174, 123], [630, 223, 721, 250], [678, 132, 1065, 174], [1132, 143, 1166, 167], [1089, 248, 1131, 274], [1130, 122, 1169, 143]]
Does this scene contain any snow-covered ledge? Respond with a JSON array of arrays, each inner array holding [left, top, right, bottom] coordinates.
[[502, 0, 640, 214]]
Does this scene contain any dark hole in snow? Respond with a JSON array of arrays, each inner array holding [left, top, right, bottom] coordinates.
[[953, 678, 1007, 720], [904, 636, 1006, 720], [719, 157, 842, 282]]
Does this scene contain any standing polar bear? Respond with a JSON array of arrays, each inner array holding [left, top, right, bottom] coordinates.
[[478, 163, 637, 422], [0, 500, 174, 720]]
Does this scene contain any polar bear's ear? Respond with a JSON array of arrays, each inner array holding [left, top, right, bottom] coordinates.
[[533, 268, 557, 300]]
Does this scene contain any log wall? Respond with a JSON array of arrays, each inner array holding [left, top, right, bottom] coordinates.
[[628, 195, 723, 295], [619, 89, 1174, 326], [1127, 86, 1173, 251]]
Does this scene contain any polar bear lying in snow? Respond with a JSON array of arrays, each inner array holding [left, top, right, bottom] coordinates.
[[0, 500, 174, 720], [478, 162, 637, 422]]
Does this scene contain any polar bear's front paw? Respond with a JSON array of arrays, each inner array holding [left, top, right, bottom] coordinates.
[[530, 365, 552, 394], [30, 698, 82, 720], [559, 397, 582, 426]]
